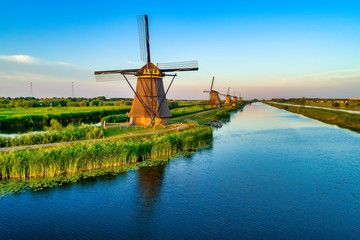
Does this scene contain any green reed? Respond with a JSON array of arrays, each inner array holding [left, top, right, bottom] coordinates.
[[0, 126, 213, 180], [0, 124, 104, 148]]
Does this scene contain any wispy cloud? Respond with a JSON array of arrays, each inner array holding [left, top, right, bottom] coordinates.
[[0, 55, 39, 63]]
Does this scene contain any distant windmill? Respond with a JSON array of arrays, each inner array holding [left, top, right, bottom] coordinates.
[[232, 91, 238, 103], [203, 77, 221, 107], [220, 87, 232, 105], [94, 15, 198, 126]]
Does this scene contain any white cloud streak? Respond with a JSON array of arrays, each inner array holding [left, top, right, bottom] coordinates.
[[0, 55, 39, 63]]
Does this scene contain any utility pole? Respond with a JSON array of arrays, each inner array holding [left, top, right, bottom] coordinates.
[[72, 82, 74, 98], [30, 82, 33, 97]]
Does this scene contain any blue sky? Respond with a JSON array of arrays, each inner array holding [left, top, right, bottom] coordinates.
[[1, 0, 360, 99]]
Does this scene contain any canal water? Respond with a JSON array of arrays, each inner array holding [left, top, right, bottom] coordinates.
[[1, 103, 360, 239]]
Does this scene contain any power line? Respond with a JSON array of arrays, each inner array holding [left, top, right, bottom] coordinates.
[[30, 82, 33, 97], [72, 82, 74, 98]]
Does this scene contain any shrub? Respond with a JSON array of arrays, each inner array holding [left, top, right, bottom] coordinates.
[[332, 102, 340, 107]]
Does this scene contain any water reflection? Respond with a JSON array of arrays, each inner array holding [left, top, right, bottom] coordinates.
[[135, 164, 166, 222]]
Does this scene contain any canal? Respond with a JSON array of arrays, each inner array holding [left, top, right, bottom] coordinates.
[[1, 102, 360, 239]]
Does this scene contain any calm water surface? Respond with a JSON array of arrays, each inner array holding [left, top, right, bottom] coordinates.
[[1, 103, 360, 239]]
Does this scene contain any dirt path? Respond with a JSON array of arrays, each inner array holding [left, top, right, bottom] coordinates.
[[0, 124, 188, 153]]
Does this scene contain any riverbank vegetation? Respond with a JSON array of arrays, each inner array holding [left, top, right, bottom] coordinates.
[[173, 101, 246, 124], [103, 125, 177, 138], [170, 104, 209, 117], [269, 97, 360, 111], [267, 102, 360, 132], [0, 120, 104, 148], [0, 126, 212, 181]]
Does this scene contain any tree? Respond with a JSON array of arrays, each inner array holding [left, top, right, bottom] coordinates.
[[332, 102, 340, 107], [300, 97, 306, 105]]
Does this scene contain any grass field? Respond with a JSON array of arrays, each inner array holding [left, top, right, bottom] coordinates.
[[104, 125, 177, 138], [172, 108, 221, 125], [0, 106, 132, 133], [0, 106, 131, 119], [170, 105, 210, 117]]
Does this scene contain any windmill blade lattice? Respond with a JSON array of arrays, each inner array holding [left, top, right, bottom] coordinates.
[[137, 15, 151, 63], [157, 61, 198, 72], [95, 73, 138, 82]]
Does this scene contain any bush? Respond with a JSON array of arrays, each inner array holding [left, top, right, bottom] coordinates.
[[332, 102, 340, 107], [300, 97, 306, 105]]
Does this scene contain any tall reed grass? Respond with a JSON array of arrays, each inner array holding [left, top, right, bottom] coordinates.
[[0, 126, 212, 179], [0, 124, 104, 148]]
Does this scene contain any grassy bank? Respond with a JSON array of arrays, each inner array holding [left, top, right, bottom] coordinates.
[[0, 126, 212, 180], [0, 123, 104, 148], [172, 102, 246, 124], [0, 106, 131, 133], [267, 102, 360, 132], [170, 105, 210, 118]]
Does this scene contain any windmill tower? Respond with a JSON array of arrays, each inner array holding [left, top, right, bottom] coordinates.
[[203, 77, 221, 107], [222, 87, 232, 105], [232, 92, 238, 107], [95, 15, 198, 126], [239, 93, 243, 102], [232, 91, 238, 103]]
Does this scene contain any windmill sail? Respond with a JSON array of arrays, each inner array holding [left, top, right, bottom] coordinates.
[[158, 61, 198, 72], [137, 15, 151, 63], [210, 76, 214, 92], [95, 73, 138, 82]]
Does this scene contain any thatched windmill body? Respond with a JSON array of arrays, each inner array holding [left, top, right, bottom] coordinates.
[[95, 15, 198, 126], [221, 87, 232, 105], [203, 77, 221, 107], [238, 93, 243, 102], [232, 92, 238, 103]]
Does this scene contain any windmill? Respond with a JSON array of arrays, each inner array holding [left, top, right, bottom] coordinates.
[[232, 91, 238, 103], [203, 77, 221, 107], [94, 15, 198, 126], [232, 92, 238, 107], [238, 93, 243, 102], [220, 87, 232, 105]]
